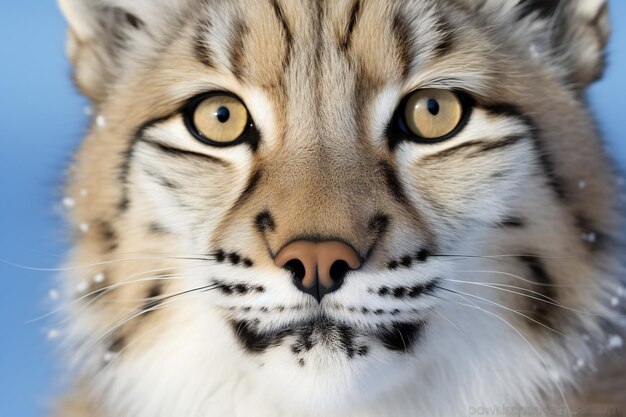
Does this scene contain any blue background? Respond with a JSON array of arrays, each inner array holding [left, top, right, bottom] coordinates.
[[0, 2, 624, 416]]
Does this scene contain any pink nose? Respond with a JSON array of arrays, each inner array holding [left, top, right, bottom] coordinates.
[[275, 240, 361, 303]]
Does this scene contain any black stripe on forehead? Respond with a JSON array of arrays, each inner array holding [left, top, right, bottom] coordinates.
[[193, 18, 214, 68], [391, 11, 415, 80], [228, 20, 249, 81], [270, 0, 293, 70], [432, 13, 455, 58]]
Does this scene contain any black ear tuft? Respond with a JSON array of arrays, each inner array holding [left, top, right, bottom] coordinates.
[[517, 0, 561, 20]]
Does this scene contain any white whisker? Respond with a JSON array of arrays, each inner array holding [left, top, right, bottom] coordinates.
[[437, 287, 572, 417], [436, 286, 567, 337]]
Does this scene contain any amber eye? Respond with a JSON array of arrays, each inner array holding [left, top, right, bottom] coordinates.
[[185, 94, 250, 146], [402, 89, 465, 141]]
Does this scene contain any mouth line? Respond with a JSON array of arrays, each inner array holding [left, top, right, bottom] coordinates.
[[228, 312, 427, 357]]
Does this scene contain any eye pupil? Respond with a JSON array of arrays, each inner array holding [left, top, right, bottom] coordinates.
[[427, 99, 440, 116], [215, 106, 230, 123]]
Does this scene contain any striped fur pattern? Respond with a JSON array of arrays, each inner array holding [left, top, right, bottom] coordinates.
[[54, 0, 625, 416]]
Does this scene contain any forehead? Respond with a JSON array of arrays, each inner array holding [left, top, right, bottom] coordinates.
[[192, 0, 477, 92]]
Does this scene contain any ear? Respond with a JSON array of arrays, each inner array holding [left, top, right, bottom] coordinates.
[[487, 0, 610, 92], [57, 0, 188, 102]]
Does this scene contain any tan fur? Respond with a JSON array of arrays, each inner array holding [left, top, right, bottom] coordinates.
[[54, 1, 624, 416]]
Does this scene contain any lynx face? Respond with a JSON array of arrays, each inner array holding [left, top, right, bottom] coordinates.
[[56, 1, 624, 416]]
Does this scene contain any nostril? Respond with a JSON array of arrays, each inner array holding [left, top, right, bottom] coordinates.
[[284, 259, 306, 281], [275, 240, 360, 303], [329, 260, 350, 282]]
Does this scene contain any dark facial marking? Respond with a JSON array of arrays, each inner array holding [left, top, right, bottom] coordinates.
[[232, 317, 377, 359], [255, 210, 277, 233], [479, 135, 527, 154], [119, 111, 190, 212], [408, 281, 433, 297], [231, 169, 263, 210], [517, 0, 561, 20], [124, 12, 144, 30], [377, 322, 425, 352], [517, 255, 558, 328], [498, 217, 526, 228], [118, 42, 236, 208], [108, 335, 126, 354], [368, 213, 390, 235], [213, 249, 226, 263], [96, 220, 118, 252], [141, 283, 164, 315], [432, 14, 455, 57], [230, 320, 291, 353], [415, 248, 430, 262], [337, 324, 358, 358], [118, 196, 130, 212], [148, 222, 169, 234], [218, 282, 233, 295], [575, 215, 603, 251], [228, 20, 249, 80], [228, 253, 241, 265], [143, 168, 181, 190], [387, 248, 430, 270], [139, 138, 229, 167], [291, 326, 315, 356], [391, 12, 415, 80], [193, 18, 215, 68], [212, 250, 255, 268], [393, 287, 407, 298], [365, 214, 391, 269], [147, 283, 163, 299], [482, 104, 567, 201], [233, 284, 247, 294], [378, 160, 412, 208], [270, 0, 293, 69], [387, 260, 399, 270], [213, 279, 264, 295], [340, 0, 362, 51], [375, 279, 439, 299], [422, 135, 525, 162]]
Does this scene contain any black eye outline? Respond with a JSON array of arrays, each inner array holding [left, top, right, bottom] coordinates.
[[387, 89, 474, 148], [182, 91, 259, 149]]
